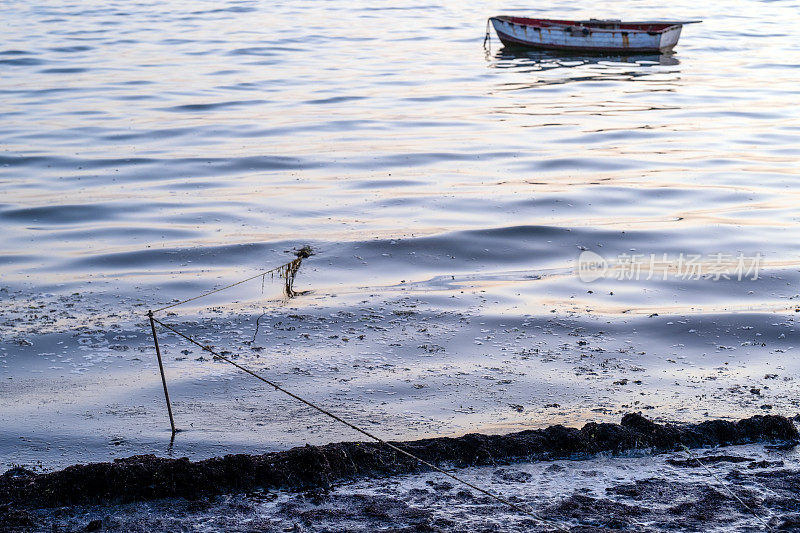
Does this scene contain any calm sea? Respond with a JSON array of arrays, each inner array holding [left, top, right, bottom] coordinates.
[[1, 0, 799, 467]]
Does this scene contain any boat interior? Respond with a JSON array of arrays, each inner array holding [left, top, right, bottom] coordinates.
[[496, 16, 683, 32]]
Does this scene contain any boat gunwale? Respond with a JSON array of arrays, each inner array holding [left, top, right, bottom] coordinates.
[[491, 15, 697, 34]]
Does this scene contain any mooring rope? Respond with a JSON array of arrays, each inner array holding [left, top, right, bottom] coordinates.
[[680, 445, 773, 531], [151, 258, 301, 314], [146, 256, 777, 531], [150, 316, 573, 532]]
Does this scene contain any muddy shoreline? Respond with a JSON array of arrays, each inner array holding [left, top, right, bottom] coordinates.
[[1, 413, 796, 513]]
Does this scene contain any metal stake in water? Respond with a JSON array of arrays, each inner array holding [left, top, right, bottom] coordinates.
[[148, 310, 176, 435]]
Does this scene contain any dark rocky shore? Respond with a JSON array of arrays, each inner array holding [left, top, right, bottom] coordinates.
[[1, 413, 796, 515]]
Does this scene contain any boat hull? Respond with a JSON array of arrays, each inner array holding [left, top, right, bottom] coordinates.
[[490, 17, 683, 53]]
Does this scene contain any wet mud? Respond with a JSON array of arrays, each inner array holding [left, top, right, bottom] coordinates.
[[6, 438, 800, 532], [1, 413, 795, 513]]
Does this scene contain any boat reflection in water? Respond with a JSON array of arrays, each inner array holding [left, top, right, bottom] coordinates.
[[491, 46, 680, 67], [487, 46, 680, 89]]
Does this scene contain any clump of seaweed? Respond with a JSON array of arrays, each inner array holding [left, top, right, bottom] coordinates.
[[280, 258, 303, 298], [252, 246, 314, 341], [279, 245, 313, 298], [294, 245, 314, 260], [1, 413, 795, 509]]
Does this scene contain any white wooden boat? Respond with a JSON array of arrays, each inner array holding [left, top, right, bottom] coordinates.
[[489, 17, 701, 53]]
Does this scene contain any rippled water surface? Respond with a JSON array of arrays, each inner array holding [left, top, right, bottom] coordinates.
[[2, 0, 800, 467]]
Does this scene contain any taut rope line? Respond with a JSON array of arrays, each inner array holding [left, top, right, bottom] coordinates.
[[680, 445, 773, 531], [151, 246, 311, 315], [150, 316, 573, 532], [151, 263, 290, 314]]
